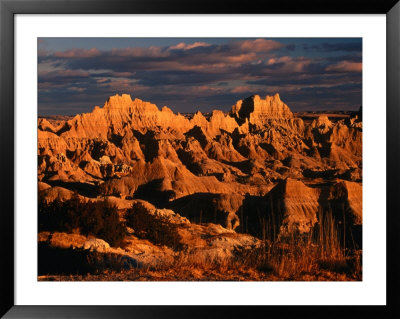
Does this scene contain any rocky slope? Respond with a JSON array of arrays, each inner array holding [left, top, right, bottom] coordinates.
[[38, 93, 362, 246]]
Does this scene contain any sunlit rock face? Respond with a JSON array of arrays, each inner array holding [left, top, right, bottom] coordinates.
[[231, 93, 293, 125], [38, 93, 362, 240]]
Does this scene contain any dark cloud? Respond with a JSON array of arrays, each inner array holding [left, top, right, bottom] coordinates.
[[284, 44, 296, 51], [247, 73, 361, 87], [38, 70, 91, 84], [282, 83, 362, 111], [303, 42, 362, 53], [325, 54, 362, 63]]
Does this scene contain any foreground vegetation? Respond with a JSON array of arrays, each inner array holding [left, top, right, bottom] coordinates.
[[38, 196, 361, 281], [38, 243, 361, 281]]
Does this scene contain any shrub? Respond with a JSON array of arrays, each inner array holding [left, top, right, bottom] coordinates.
[[38, 194, 126, 247], [125, 202, 182, 249]]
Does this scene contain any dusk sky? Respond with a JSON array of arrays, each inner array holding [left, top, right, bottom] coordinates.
[[38, 38, 362, 116]]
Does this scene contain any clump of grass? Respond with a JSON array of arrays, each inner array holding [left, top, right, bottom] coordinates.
[[237, 207, 361, 280]]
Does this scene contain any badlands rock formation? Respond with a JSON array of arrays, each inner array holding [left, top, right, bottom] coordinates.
[[38, 93, 362, 245]]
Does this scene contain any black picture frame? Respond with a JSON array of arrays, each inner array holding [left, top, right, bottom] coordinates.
[[1, 0, 399, 318]]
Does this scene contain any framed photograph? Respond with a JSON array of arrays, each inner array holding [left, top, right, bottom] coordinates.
[[1, 0, 399, 318]]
